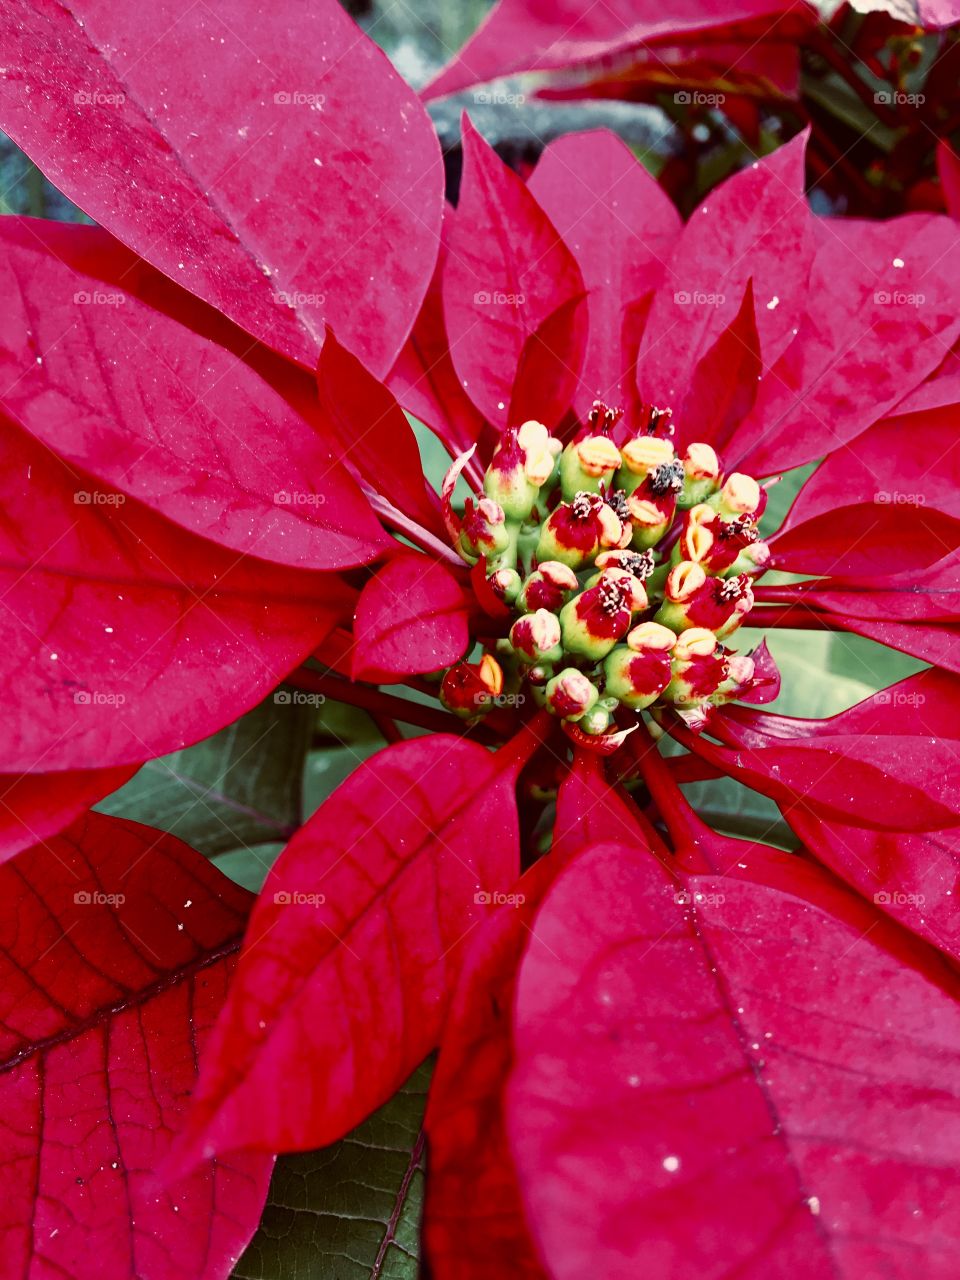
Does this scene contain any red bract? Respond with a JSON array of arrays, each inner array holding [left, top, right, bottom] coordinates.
[[506, 839, 960, 1279], [3, 4, 960, 1275], [425, 1, 960, 219], [0, 811, 272, 1277], [0, 0, 445, 844], [423, 0, 817, 104], [0, 0, 442, 375]]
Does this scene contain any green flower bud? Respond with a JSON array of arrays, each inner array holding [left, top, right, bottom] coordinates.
[[677, 442, 721, 509], [483, 420, 561, 521], [559, 434, 622, 501]]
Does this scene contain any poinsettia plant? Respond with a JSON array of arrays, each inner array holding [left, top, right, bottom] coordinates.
[[0, 0, 959, 1276]]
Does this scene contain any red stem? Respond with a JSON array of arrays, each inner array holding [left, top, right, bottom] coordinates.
[[365, 491, 462, 567], [287, 667, 501, 744], [628, 727, 714, 871]]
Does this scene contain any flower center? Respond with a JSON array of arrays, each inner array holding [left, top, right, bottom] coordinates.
[[442, 401, 770, 748]]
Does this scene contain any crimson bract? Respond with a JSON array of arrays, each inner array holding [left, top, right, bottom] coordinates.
[[0, 1, 959, 1276]]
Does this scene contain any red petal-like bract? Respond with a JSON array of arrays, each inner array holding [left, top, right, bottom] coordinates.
[[0, 811, 271, 1279], [388, 209, 487, 461], [352, 551, 472, 682], [553, 748, 659, 861], [0, 767, 135, 864], [0, 419, 353, 772], [317, 327, 444, 539], [699, 670, 960, 833], [637, 132, 812, 409], [423, 0, 811, 101], [423, 859, 556, 1280], [180, 727, 544, 1160], [771, 407, 960, 577], [444, 117, 586, 429], [728, 216, 960, 476], [527, 129, 680, 425], [0, 220, 388, 570], [507, 841, 960, 1278], [0, 0, 443, 375]]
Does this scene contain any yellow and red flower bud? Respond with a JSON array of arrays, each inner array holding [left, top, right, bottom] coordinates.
[[559, 434, 622, 500], [517, 560, 579, 613], [711, 471, 765, 520], [484, 421, 561, 520], [559, 570, 636, 659], [661, 628, 729, 707], [510, 609, 564, 664], [458, 496, 510, 561], [440, 655, 504, 718], [616, 435, 675, 496], [677, 506, 760, 575], [536, 492, 625, 569], [710, 652, 757, 706], [678, 442, 721, 508], [603, 621, 676, 710], [545, 667, 600, 721], [625, 460, 684, 549], [656, 563, 754, 638]]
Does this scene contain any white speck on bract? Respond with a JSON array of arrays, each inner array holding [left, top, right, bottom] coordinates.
[[893, 257, 905, 268], [50, 653, 58, 661], [663, 1156, 680, 1173], [766, 296, 780, 311], [807, 1196, 821, 1216]]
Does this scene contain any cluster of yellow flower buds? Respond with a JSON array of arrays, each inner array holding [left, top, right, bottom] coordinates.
[[440, 403, 769, 745]]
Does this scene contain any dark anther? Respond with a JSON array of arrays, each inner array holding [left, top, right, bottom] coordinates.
[[718, 513, 759, 543], [606, 490, 631, 521], [649, 459, 685, 496]]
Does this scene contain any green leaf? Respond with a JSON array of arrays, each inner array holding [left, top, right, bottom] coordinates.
[[96, 690, 314, 857], [680, 773, 795, 849], [234, 1060, 432, 1280]]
